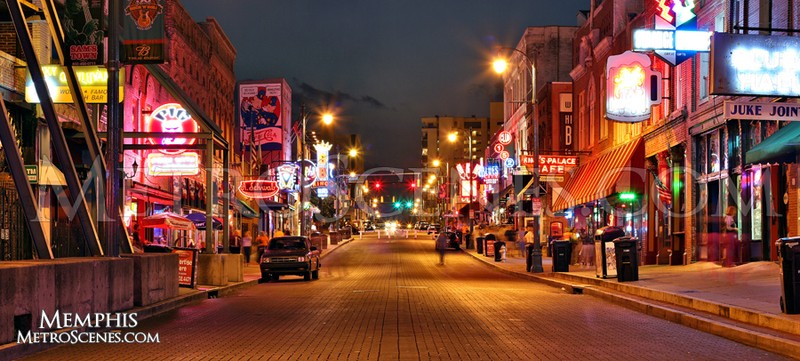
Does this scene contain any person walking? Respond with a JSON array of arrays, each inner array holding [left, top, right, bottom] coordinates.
[[435, 232, 448, 265], [722, 205, 739, 266], [242, 231, 253, 265], [256, 231, 269, 263]]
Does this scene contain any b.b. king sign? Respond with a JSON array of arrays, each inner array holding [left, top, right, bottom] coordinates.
[[632, 0, 711, 66]]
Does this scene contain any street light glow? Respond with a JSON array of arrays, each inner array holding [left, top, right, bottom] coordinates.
[[348, 148, 358, 157], [432, 159, 441, 167], [492, 58, 508, 74], [322, 113, 334, 125], [447, 132, 458, 142]]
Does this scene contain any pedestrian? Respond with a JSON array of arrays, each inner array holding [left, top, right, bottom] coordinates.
[[242, 231, 253, 265], [517, 227, 526, 258], [256, 231, 269, 263], [230, 230, 242, 253], [274, 228, 285, 238], [723, 205, 739, 265], [524, 225, 534, 257], [435, 231, 448, 265]]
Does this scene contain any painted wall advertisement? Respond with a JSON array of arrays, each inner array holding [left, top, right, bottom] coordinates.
[[239, 83, 283, 153]]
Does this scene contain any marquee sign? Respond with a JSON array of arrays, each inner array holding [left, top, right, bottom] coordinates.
[[632, 0, 711, 66], [606, 51, 663, 123], [520, 155, 578, 174], [711, 33, 800, 97], [239, 180, 280, 199], [314, 142, 332, 181], [146, 103, 199, 155], [145, 152, 200, 176]]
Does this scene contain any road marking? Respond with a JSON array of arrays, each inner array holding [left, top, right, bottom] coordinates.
[[397, 286, 428, 289], [352, 289, 380, 293]]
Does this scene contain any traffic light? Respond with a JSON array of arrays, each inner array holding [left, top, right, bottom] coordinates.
[[394, 202, 402, 209], [374, 182, 381, 190], [405, 201, 413, 208]]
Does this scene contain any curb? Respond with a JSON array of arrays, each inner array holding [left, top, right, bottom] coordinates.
[[462, 249, 800, 359]]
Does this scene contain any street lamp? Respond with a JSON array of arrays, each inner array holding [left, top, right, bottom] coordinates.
[[493, 47, 543, 273], [299, 108, 334, 236], [449, 130, 474, 236]]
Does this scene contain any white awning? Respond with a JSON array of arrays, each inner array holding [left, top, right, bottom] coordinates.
[[39, 161, 66, 186]]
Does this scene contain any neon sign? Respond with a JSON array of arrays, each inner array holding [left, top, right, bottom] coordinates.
[[520, 155, 578, 174], [712, 33, 800, 97], [631, 0, 710, 66], [498, 131, 512, 145], [314, 142, 332, 181], [239, 180, 280, 199], [456, 163, 483, 180], [606, 51, 662, 123], [145, 152, 199, 176], [146, 103, 199, 155], [25, 65, 125, 104], [276, 163, 298, 190]]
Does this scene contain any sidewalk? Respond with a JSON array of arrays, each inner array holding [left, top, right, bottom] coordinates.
[[463, 245, 800, 359]]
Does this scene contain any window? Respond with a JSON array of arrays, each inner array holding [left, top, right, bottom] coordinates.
[[578, 91, 586, 149], [699, 52, 710, 101]]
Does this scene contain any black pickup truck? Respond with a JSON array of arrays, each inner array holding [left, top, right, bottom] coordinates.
[[259, 236, 321, 282]]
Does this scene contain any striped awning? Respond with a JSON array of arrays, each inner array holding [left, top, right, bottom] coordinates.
[[551, 138, 644, 212]]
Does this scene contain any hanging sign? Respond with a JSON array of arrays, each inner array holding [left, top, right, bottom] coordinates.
[[276, 163, 298, 190], [239, 180, 280, 199], [122, 0, 166, 63], [606, 51, 663, 123], [498, 131, 513, 145], [631, 0, 710, 66], [314, 142, 332, 181], [145, 152, 200, 176], [711, 33, 800, 97]]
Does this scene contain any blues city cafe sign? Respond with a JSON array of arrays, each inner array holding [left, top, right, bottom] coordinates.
[[724, 101, 800, 121], [606, 51, 663, 123], [144, 103, 201, 176], [711, 33, 800, 97], [632, 0, 711, 66]]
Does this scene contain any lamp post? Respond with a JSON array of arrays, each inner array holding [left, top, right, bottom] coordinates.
[[299, 108, 334, 236], [449, 130, 474, 236], [493, 48, 543, 273]]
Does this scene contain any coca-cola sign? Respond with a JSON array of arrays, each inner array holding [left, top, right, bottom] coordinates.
[[239, 180, 280, 199]]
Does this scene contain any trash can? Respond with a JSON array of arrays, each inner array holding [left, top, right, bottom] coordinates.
[[594, 226, 626, 278], [329, 231, 340, 245], [776, 237, 800, 314], [466, 233, 474, 250], [310, 232, 327, 250], [484, 234, 496, 257], [552, 240, 571, 272], [494, 240, 505, 262], [476, 236, 485, 254], [614, 237, 639, 282], [526, 244, 536, 272]]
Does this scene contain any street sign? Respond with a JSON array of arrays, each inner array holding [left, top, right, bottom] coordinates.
[[25, 165, 38, 184], [532, 198, 542, 216]]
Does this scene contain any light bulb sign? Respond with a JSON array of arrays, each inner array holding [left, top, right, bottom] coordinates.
[[146, 103, 200, 155], [711, 33, 800, 97], [632, 0, 711, 66], [239, 180, 280, 199], [314, 142, 332, 181], [606, 51, 663, 123]]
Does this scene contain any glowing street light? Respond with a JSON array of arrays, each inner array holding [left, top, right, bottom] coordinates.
[[492, 58, 508, 74], [322, 113, 334, 125], [432, 159, 441, 167]]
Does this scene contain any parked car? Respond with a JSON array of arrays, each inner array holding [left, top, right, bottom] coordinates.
[[426, 224, 441, 234], [415, 221, 429, 230], [260, 236, 321, 282], [376, 221, 386, 229]]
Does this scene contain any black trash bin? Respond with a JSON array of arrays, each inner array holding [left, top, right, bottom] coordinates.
[[466, 233, 474, 250], [776, 237, 800, 314], [614, 237, 639, 282], [476, 236, 485, 254], [484, 234, 496, 257], [552, 240, 571, 272], [594, 226, 626, 278], [494, 240, 505, 262], [526, 244, 536, 272]]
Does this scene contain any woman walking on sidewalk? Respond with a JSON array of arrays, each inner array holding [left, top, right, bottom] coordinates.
[[242, 231, 253, 265], [436, 232, 448, 265]]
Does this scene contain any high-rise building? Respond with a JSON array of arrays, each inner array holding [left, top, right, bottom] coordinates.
[[420, 115, 490, 169]]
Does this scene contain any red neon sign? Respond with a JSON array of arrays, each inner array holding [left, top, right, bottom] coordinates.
[[498, 131, 512, 145], [145, 103, 199, 155], [239, 180, 280, 199]]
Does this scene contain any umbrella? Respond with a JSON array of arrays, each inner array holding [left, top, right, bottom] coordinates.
[[140, 212, 196, 231], [184, 212, 223, 230]]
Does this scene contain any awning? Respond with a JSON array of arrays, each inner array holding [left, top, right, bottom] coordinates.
[[235, 199, 259, 218], [551, 137, 644, 212], [746, 122, 800, 165], [140, 212, 196, 231], [259, 200, 289, 211], [185, 212, 223, 230], [39, 161, 67, 186]]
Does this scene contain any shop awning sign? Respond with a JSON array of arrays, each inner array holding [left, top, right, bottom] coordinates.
[[239, 180, 280, 199], [520, 155, 578, 174], [724, 100, 800, 121]]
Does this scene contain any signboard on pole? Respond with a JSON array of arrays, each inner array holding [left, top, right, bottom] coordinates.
[[532, 198, 542, 216], [122, 0, 166, 63], [25, 165, 38, 184]]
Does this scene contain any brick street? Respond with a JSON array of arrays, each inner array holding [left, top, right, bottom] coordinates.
[[20, 235, 791, 361]]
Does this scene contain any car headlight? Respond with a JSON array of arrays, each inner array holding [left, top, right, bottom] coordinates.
[[262, 257, 270, 263], [297, 256, 306, 262]]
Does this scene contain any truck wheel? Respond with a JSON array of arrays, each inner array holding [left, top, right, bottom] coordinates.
[[261, 272, 269, 281]]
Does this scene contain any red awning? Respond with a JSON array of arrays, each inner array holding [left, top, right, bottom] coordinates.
[[140, 212, 196, 231], [551, 138, 644, 211]]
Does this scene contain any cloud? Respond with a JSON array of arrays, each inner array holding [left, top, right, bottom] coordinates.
[[293, 79, 389, 109]]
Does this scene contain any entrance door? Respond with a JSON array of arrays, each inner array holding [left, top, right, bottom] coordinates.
[[705, 180, 721, 261]]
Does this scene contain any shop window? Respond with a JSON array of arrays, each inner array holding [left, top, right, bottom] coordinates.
[[709, 132, 720, 173], [699, 53, 710, 101]]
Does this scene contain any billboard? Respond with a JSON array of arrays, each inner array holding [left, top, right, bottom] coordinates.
[[62, 0, 105, 65], [711, 33, 800, 97], [239, 82, 284, 155]]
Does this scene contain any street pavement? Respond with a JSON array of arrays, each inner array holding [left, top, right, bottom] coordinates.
[[15, 232, 793, 361]]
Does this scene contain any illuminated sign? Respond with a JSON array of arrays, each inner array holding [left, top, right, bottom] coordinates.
[[493, 143, 505, 153], [239, 180, 280, 199], [456, 163, 483, 180], [499, 151, 510, 160], [504, 157, 515, 168], [317, 188, 329, 198], [145, 103, 200, 155], [606, 51, 662, 123], [314, 142, 332, 181], [460, 179, 477, 198], [276, 163, 298, 190], [484, 162, 500, 185], [711, 33, 800, 97], [145, 152, 200, 176], [631, 0, 709, 66], [298, 159, 317, 187], [520, 155, 578, 174], [723, 101, 800, 121], [498, 131, 513, 145], [25, 65, 124, 104]]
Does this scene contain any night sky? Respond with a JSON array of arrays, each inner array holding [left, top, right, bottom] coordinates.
[[182, 0, 585, 169]]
